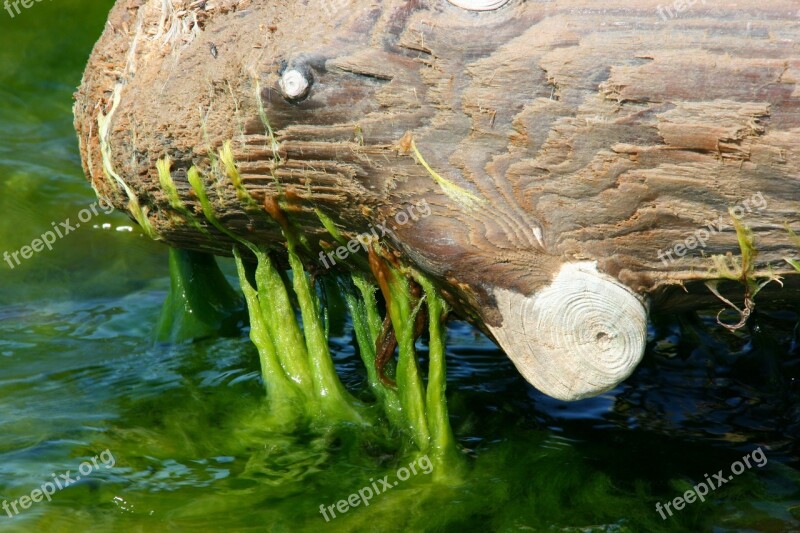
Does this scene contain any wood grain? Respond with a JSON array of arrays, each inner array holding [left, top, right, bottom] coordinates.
[[74, 0, 800, 331]]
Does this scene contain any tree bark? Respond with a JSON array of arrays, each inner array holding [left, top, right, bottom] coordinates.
[[74, 0, 800, 399]]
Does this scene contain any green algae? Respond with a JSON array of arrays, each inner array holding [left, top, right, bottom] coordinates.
[[707, 208, 782, 330], [187, 166, 229, 237], [374, 254, 463, 472], [405, 135, 484, 210], [250, 248, 314, 392], [96, 84, 158, 239], [340, 273, 403, 428], [253, 77, 280, 159], [784, 224, 800, 272], [156, 155, 209, 234], [187, 162, 366, 426], [312, 205, 460, 464], [233, 247, 308, 426], [218, 141, 259, 211], [155, 248, 243, 344], [287, 249, 366, 425], [232, 245, 369, 426], [415, 273, 461, 474], [381, 263, 431, 450], [174, 143, 460, 465]]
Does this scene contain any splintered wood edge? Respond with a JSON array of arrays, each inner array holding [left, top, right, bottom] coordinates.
[[488, 262, 648, 401]]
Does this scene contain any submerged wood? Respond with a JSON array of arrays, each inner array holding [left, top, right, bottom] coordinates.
[[74, 0, 800, 400]]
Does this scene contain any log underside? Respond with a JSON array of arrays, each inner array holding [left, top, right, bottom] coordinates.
[[73, 0, 800, 399]]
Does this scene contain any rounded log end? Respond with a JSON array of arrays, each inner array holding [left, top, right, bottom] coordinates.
[[488, 262, 648, 401], [446, 0, 511, 11]]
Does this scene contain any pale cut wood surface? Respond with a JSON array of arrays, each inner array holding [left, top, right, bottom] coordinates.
[[74, 0, 800, 336]]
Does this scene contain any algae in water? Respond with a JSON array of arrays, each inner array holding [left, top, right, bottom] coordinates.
[[159, 144, 462, 472]]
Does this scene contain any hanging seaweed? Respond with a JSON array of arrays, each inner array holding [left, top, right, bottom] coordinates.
[[151, 140, 462, 473]]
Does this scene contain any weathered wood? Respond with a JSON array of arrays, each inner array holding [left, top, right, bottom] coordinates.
[[74, 0, 800, 399]]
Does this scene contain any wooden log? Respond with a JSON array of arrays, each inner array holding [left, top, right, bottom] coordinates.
[[73, 0, 800, 400]]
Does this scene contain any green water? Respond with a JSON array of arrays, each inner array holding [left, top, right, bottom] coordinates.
[[1, 2, 800, 532]]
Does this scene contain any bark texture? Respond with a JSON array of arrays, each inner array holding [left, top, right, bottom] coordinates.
[[73, 0, 800, 397]]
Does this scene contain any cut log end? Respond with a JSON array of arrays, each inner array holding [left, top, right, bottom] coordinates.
[[72, 0, 799, 402], [488, 262, 649, 401], [446, 0, 511, 10]]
